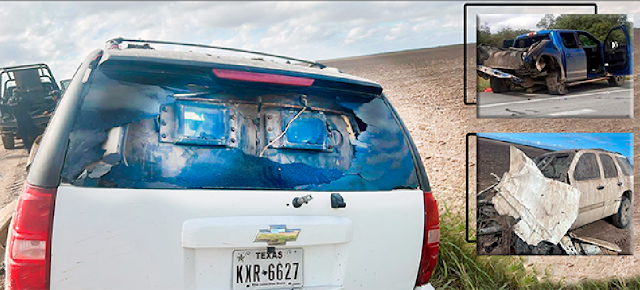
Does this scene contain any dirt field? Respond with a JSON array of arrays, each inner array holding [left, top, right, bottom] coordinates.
[[0, 30, 637, 286], [476, 137, 632, 255], [0, 140, 28, 209]]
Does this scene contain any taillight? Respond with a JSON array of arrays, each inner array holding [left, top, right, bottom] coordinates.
[[6, 183, 57, 290], [212, 68, 315, 86], [416, 191, 439, 286]]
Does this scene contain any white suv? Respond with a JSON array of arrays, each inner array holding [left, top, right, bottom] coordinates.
[[5, 38, 439, 290]]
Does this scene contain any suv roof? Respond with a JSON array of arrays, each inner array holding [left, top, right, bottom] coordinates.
[[541, 148, 626, 157], [102, 38, 383, 95]]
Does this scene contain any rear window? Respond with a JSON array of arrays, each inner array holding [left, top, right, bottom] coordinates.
[[534, 153, 574, 182], [514, 34, 551, 48], [616, 156, 633, 176], [574, 153, 600, 181], [60, 63, 418, 191]]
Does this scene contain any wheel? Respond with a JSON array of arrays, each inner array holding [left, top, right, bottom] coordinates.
[[490, 77, 510, 93], [611, 195, 631, 229], [2, 133, 15, 149], [608, 75, 625, 87], [546, 71, 568, 95]]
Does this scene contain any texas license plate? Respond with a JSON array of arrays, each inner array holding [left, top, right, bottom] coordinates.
[[232, 248, 303, 289]]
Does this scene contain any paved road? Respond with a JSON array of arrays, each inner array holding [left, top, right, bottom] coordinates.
[[477, 80, 633, 118]]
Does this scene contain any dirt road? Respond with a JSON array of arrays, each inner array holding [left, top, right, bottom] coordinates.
[[0, 141, 28, 209], [0, 139, 28, 289]]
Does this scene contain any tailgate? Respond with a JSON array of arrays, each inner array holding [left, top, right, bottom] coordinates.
[[50, 187, 424, 290]]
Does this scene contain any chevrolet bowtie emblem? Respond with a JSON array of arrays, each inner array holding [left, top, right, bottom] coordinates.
[[253, 225, 300, 246]]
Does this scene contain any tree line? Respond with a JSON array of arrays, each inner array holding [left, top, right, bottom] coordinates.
[[478, 14, 633, 47]]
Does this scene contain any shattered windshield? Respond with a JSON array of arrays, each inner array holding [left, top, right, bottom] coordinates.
[[60, 65, 418, 191], [534, 152, 574, 183]]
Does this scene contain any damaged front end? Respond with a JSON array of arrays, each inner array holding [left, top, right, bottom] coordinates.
[[59, 62, 419, 192], [477, 146, 622, 255]]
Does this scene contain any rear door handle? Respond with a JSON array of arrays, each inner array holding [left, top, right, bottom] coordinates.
[[597, 185, 605, 190]]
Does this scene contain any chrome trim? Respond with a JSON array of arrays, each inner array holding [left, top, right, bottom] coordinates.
[[253, 225, 300, 246]]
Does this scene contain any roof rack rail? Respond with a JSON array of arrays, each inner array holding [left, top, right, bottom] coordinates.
[[105, 37, 327, 69], [0, 63, 50, 72]]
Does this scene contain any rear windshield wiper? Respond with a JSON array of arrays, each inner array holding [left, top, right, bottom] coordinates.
[[173, 90, 220, 98]]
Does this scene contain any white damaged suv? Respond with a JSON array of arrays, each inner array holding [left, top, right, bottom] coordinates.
[[5, 38, 439, 290]]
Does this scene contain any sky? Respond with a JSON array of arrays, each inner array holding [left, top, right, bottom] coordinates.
[[478, 133, 634, 163], [0, 1, 638, 81]]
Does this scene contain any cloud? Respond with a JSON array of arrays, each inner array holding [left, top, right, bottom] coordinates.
[[0, 1, 635, 81]]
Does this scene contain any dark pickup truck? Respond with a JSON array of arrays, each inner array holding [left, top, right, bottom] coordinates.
[[478, 25, 633, 95], [0, 64, 60, 149]]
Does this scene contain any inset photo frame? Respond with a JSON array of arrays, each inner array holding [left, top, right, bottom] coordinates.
[[475, 14, 634, 118], [476, 133, 633, 255]]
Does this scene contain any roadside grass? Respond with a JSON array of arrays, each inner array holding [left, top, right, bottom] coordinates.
[[477, 77, 490, 92], [430, 201, 640, 290]]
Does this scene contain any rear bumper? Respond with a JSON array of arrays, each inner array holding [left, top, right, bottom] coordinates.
[[0, 115, 51, 133], [415, 283, 435, 290]]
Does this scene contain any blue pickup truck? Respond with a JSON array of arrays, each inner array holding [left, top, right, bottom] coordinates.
[[478, 25, 633, 95]]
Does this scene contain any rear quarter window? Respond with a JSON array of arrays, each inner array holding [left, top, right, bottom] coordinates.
[[574, 153, 600, 181], [514, 34, 551, 48], [615, 156, 633, 176], [60, 64, 419, 191]]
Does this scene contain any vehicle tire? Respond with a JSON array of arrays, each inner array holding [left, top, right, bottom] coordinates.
[[490, 77, 510, 93], [546, 71, 568, 95], [608, 76, 625, 87], [2, 134, 15, 149], [611, 195, 631, 229]]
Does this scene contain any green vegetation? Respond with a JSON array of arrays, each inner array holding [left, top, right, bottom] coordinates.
[[476, 77, 490, 92], [431, 201, 640, 290], [477, 14, 633, 47], [477, 23, 530, 47], [543, 14, 633, 42]]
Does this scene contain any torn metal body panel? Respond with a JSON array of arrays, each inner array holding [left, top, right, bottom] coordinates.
[[478, 40, 557, 75], [559, 235, 579, 255], [568, 232, 622, 254], [491, 146, 581, 246], [478, 45, 528, 71]]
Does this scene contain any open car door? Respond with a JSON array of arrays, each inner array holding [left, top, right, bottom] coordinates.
[[604, 25, 633, 76]]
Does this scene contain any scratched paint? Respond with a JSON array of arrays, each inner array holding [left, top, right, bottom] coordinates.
[[61, 68, 418, 191]]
